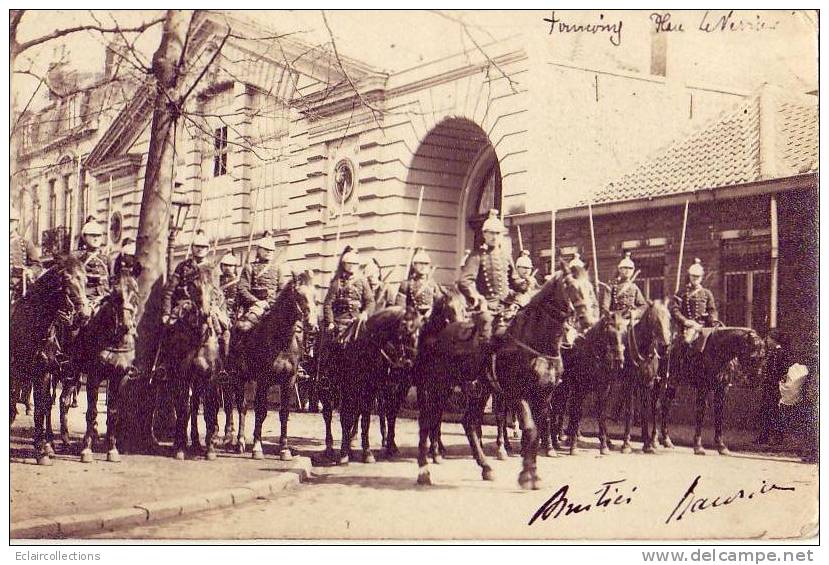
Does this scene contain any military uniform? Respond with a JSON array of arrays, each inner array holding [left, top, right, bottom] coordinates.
[[396, 273, 441, 316], [219, 272, 239, 319], [237, 260, 282, 309], [10, 232, 40, 302], [74, 248, 111, 304], [323, 271, 374, 341], [507, 273, 540, 308], [605, 279, 646, 315], [671, 285, 719, 327], [458, 243, 515, 312]]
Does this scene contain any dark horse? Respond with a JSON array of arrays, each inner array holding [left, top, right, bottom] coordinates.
[[230, 270, 318, 460], [164, 266, 223, 461], [617, 301, 672, 454], [555, 311, 627, 456], [663, 326, 766, 455], [336, 306, 422, 464], [69, 270, 140, 463], [415, 262, 598, 489], [10, 256, 89, 465]]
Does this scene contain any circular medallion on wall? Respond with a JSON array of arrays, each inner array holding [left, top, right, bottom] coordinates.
[[332, 158, 355, 205]]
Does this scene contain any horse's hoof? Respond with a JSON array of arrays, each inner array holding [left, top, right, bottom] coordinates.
[[482, 467, 495, 481], [416, 469, 432, 486], [621, 444, 633, 454], [661, 436, 675, 449], [717, 445, 731, 456], [45, 443, 56, 457], [237, 440, 246, 454], [694, 445, 706, 456], [80, 449, 94, 463], [544, 448, 558, 458], [107, 450, 121, 463], [431, 453, 443, 465], [252, 449, 264, 460], [518, 470, 534, 490], [338, 453, 350, 466], [643, 445, 656, 455], [598, 446, 608, 456], [496, 447, 508, 461], [174, 450, 186, 461], [280, 448, 293, 462], [37, 454, 52, 466], [206, 448, 217, 461], [362, 450, 376, 464]]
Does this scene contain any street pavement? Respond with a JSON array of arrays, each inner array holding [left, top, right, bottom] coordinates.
[[11, 392, 818, 541]]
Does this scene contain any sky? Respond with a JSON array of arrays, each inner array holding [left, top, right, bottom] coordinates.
[[11, 9, 818, 111]]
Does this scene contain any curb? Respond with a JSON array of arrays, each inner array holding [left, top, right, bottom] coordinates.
[[11, 457, 312, 540]]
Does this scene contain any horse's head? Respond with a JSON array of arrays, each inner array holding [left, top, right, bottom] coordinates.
[[600, 312, 627, 371], [434, 284, 467, 324], [49, 255, 90, 319], [185, 265, 217, 334], [107, 270, 140, 341], [644, 299, 672, 350], [291, 269, 319, 332], [737, 328, 767, 384], [561, 263, 599, 331], [376, 306, 422, 370]]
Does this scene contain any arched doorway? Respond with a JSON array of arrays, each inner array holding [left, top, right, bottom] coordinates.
[[404, 118, 501, 281]]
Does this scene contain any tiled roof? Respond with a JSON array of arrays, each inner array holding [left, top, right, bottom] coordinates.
[[586, 87, 817, 206]]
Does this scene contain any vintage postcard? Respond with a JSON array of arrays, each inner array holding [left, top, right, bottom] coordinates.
[[8, 8, 818, 544]]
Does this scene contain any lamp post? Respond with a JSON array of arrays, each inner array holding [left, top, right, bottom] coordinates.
[[167, 186, 191, 278]]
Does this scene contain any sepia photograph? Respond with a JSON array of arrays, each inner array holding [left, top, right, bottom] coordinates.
[[7, 7, 819, 544]]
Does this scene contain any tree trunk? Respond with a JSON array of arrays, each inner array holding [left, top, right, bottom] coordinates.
[[119, 10, 193, 453]]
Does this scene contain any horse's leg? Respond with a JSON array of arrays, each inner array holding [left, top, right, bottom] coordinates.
[[173, 378, 189, 460], [189, 384, 203, 451], [222, 381, 235, 446], [494, 393, 508, 460], [251, 379, 269, 460], [660, 355, 678, 448], [517, 398, 541, 490], [649, 382, 661, 450], [693, 386, 708, 455], [360, 387, 375, 464], [204, 378, 219, 461], [58, 377, 75, 448], [416, 383, 435, 485], [383, 382, 401, 459], [640, 379, 655, 454], [566, 379, 584, 455], [278, 380, 293, 461], [462, 383, 494, 481], [621, 373, 634, 454], [235, 378, 248, 453], [596, 381, 612, 455], [377, 388, 387, 450], [80, 377, 99, 463], [713, 382, 731, 455], [105, 373, 123, 462], [32, 373, 53, 465], [338, 390, 355, 465], [321, 389, 336, 461]]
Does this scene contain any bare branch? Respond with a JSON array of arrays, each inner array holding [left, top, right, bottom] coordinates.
[[178, 28, 232, 104]]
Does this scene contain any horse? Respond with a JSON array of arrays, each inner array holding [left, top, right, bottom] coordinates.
[[337, 306, 422, 464], [617, 301, 672, 454], [68, 270, 140, 463], [554, 311, 628, 456], [662, 326, 766, 455], [415, 261, 598, 489], [230, 270, 318, 460], [10, 255, 89, 465], [163, 266, 223, 461]]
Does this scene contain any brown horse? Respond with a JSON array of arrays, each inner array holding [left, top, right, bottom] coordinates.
[[10, 256, 89, 465], [618, 300, 672, 454], [163, 266, 223, 461], [415, 262, 598, 489], [662, 326, 766, 455], [230, 270, 318, 460], [69, 270, 140, 463]]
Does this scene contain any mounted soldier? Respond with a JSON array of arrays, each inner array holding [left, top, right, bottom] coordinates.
[[10, 205, 41, 305], [218, 252, 239, 365], [364, 257, 395, 311], [234, 232, 282, 333], [396, 247, 442, 319], [457, 209, 516, 343], [161, 229, 217, 327], [323, 246, 375, 344], [504, 249, 540, 315], [74, 217, 110, 311], [671, 258, 719, 338], [601, 252, 646, 319]]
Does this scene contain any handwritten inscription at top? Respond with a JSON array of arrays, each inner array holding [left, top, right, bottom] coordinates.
[[651, 10, 780, 33], [543, 11, 623, 47]]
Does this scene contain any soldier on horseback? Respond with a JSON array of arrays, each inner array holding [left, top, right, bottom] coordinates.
[[74, 217, 110, 311], [396, 248, 441, 319], [669, 258, 720, 378], [457, 209, 517, 343], [218, 252, 239, 365], [161, 229, 217, 327], [10, 205, 41, 305], [323, 247, 375, 343], [234, 232, 282, 333], [602, 252, 646, 319], [503, 250, 539, 319]]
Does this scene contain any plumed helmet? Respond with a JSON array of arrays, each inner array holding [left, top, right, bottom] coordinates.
[[481, 209, 506, 233], [257, 231, 276, 251], [220, 253, 239, 266], [515, 250, 533, 269], [191, 229, 210, 248], [687, 258, 705, 276], [342, 248, 360, 264], [10, 206, 20, 221], [82, 217, 105, 236], [618, 252, 635, 270], [412, 248, 432, 264], [568, 252, 585, 269]]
